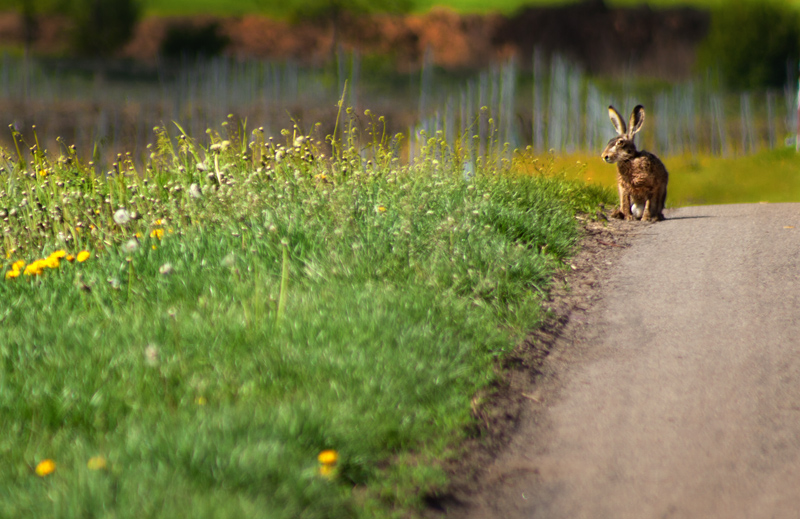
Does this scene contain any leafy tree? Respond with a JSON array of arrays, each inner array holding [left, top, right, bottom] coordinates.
[[697, 0, 800, 90], [69, 0, 141, 57]]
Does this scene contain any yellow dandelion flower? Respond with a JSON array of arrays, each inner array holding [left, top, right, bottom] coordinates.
[[377, 205, 387, 213], [35, 459, 56, 477], [317, 450, 338, 466], [44, 257, 60, 269], [87, 456, 107, 471], [76, 251, 90, 262], [318, 464, 336, 478], [5, 269, 20, 279], [66, 254, 75, 262], [50, 250, 67, 259], [38, 169, 48, 177], [24, 261, 44, 276], [12, 260, 25, 271], [150, 228, 164, 240]]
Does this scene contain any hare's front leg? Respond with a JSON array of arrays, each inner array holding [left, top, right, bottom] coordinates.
[[618, 187, 633, 220]]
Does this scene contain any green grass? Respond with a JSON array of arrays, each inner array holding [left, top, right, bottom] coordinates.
[[0, 115, 612, 518], [548, 146, 800, 208]]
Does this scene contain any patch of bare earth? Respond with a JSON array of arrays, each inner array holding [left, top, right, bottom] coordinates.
[[422, 213, 641, 517]]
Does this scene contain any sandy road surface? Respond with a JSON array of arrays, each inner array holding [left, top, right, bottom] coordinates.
[[459, 204, 800, 519]]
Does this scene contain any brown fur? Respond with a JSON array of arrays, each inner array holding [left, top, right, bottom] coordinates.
[[601, 105, 669, 222]]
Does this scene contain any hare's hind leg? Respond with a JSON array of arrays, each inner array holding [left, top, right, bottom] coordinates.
[[640, 198, 652, 221], [652, 183, 667, 221], [659, 184, 668, 220]]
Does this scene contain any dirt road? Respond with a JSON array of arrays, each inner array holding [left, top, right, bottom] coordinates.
[[457, 203, 800, 519]]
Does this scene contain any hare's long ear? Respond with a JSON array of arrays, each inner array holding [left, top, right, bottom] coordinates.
[[628, 105, 645, 138], [608, 106, 626, 136]]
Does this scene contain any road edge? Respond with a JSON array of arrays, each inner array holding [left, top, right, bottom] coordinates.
[[422, 213, 643, 517]]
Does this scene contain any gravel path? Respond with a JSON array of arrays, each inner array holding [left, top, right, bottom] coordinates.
[[458, 204, 800, 519]]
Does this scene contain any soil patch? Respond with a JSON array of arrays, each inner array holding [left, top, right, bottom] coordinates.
[[422, 211, 641, 517]]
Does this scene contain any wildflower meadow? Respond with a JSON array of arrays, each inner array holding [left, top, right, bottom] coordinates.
[[0, 102, 612, 517]]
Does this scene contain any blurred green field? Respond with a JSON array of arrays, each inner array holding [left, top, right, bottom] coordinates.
[[546, 147, 800, 209], [139, 0, 799, 16]]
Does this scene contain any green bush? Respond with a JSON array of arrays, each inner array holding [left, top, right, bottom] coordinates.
[[697, 0, 800, 90]]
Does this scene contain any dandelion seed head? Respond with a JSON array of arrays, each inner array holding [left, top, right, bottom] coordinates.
[[144, 344, 159, 367], [221, 252, 236, 269], [113, 208, 131, 226], [122, 239, 139, 253]]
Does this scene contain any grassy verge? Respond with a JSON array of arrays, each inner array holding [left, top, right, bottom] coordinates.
[[542, 147, 800, 208], [0, 114, 612, 518]]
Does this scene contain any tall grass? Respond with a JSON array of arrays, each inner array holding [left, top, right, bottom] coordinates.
[[0, 107, 613, 518]]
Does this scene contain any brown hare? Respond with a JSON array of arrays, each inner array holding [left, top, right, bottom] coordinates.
[[601, 105, 668, 221]]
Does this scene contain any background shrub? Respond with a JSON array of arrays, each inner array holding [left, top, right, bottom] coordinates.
[[160, 22, 230, 59]]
